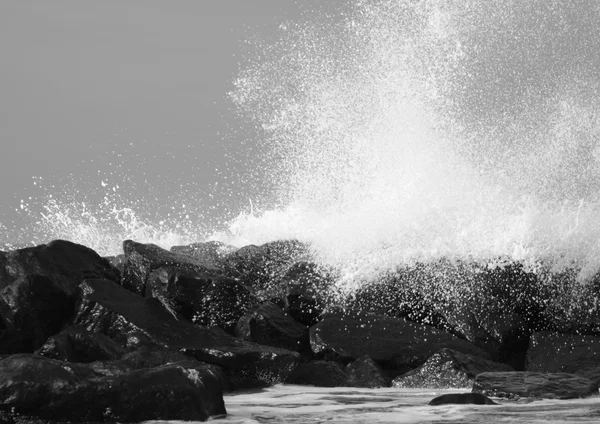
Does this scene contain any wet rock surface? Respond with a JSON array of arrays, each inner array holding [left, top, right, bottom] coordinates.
[[0, 354, 226, 422], [473, 371, 599, 399], [286, 360, 348, 387], [74, 278, 299, 387], [429, 392, 498, 405], [310, 313, 489, 373], [393, 348, 514, 389]]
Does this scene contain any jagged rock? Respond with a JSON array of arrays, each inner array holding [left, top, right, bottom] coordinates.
[[120, 240, 221, 295], [473, 371, 599, 399], [346, 355, 390, 388], [74, 278, 299, 387], [146, 269, 256, 333], [286, 360, 348, 387], [0, 354, 226, 422], [310, 313, 489, 374], [0, 240, 119, 350], [35, 325, 125, 362], [393, 348, 513, 389], [221, 240, 310, 296], [235, 301, 309, 353], [527, 331, 600, 373], [170, 241, 236, 268], [350, 261, 548, 370], [429, 393, 497, 405], [276, 261, 334, 326]]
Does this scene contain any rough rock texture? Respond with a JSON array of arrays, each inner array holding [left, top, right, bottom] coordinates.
[[275, 261, 334, 326], [74, 278, 299, 387], [393, 348, 513, 389], [429, 393, 497, 406], [310, 313, 489, 373], [527, 331, 600, 373], [146, 269, 256, 333], [120, 240, 221, 295], [0, 354, 226, 422], [170, 241, 236, 268], [286, 360, 348, 387], [473, 371, 599, 399], [220, 240, 310, 296], [35, 325, 125, 362], [346, 355, 390, 388], [0, 240, 120, 350], [235, 301, 309, 353], [349, 261, 548, 370]]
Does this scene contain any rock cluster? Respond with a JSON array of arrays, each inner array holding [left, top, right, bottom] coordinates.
[[0, 239, 599, 421]]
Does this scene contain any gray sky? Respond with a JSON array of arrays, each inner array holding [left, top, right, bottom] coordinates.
[[0, 1, 328, 242]]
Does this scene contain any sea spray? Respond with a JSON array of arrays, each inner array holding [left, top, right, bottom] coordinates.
[[3, 1, 600, 289], [216, 0, 600, 283]]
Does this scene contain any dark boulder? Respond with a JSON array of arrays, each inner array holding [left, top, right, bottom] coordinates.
[[429, 393, 497, 406], [170, 241, 236, 268], [146, 269, 257, 333], [0, 354, 226, 422], [286, 360, 348, 387], [220, 240, 311, 296], [74, 278, 299, 387], [276, 261, 334, 326], [527, 331, 600, 373], [346, 355, 390, 388], [35, 325, 125, 363], [393, 348, 513, 389], [235, 301, 309, 354], [0, 240, 119, 350], [120, 240, 220, 295], [473, 371, 599, 399], [310, 313, 489, 374]]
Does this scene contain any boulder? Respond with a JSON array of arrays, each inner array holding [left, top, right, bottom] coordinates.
[[235, 301, 309, 353], [220, 240, 310, 296], [0, 240, 119, 350], [120, 240, 221, 295], [527, 331, 600, 373], [286, 360, 348, 387], [393, 348, 513, 389], [276, 261, 334, 326], [146, 269, 256, 333], [74, 278, 299, 388], [310, 313, 489, 374], [473, 371, 599, 399], [429, 393, 497, 405], [0, 354, 226, 422], [35, 325, 125, 362], [346, 355, 390, 388], [170, 241, 236, 268]]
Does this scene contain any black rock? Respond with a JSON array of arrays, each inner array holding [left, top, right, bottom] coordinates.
[[0, 240, 119, 350], [429, 393, 497, 406], [346, 355, 390, 388], [473, 371, 599, 399], [235, 301, 309, 353], [393, 348, 513, 389], [74, 278, 299, 388], [0, 354, 226, 422], [527, 331, 600, 373], [286, 360, 348, 387], [120, 239, 221, 295], [146, 269, 257, 333], [310, 313, 489, 374], [35, 325, 125, 363]]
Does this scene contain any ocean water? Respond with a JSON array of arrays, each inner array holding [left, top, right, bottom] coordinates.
[[147, 386, 600, 423], [3, 0, 600, 287]]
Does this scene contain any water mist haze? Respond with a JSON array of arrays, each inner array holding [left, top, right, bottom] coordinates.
[[3, 1, 600, 284]]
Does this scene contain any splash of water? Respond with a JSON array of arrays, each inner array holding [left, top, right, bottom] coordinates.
[[215, 0, 600, 281]]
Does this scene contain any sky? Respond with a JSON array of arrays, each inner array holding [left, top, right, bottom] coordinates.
[[0, 1, 340, 244]]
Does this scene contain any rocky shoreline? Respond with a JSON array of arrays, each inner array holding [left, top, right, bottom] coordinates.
[[0, 239, 599, 422]]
